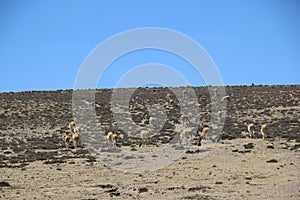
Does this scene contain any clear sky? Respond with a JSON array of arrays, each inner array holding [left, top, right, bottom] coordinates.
[[1, 0, 299, 92]]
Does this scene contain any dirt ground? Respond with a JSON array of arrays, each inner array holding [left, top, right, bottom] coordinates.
[[1, 138, 299, 200], [1, 85, 299, 199]]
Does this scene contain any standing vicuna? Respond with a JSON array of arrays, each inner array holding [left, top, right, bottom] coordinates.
[[179, 127, 193, 145], [166, 93, 175, 105], [149, 117, 159, 129], [139, 130, 150, 147], [183, 89, 191, 99], [260, 124, 267, 140], [221, 95, 230, 102], [198, 127, 209, 146], [217, 111, 223, 121], [63, 132, 71, 149], [166, 93, 172, 102], [245, 123, 255, 138], [72, 127, 81, 149], [107, 131, 118, 147], [68, 120, 76, 134], [68, 120, 81, 148], [213, 88, 218, 97], [180, 115, 191, 127]]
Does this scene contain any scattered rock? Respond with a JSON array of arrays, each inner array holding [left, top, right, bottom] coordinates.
[[109, 191, 120, 197], [267, 144, 274, 149], [188, 186, 211, 192], [181, 194, 213, 200], [194, 149, 203, 153], [0, 181, 11, 187], [124, 155, 135, 160], [138, 187, 148, 193], [86, 157, 96, 162], [3, 151, 12, 154], [266, 159, 278, 163], [243, 143, 254, 149], [105, 188, 118, 193], [166, 186, 185, 190], [215, 181, 223, 184], [130, 147, 137, 151], [238, 149, 251, 153], [43, 159, 65, 165], [95, 184, 114, 188], [291, 144, 300, 150], [185, 150, 194, 154]]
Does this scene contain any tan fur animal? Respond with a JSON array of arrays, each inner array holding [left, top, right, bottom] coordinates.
[[183, 90, 188, 99], [166, 93, 172, 101], [139, 130, 150, 147], [217, 111, 223, 121], [63, 132, 71, 149], [149, 117, 158, 128], [221, 95, 230, 102], [260, 124, 267, 140], [201, 127, 209, 139], [72, 132, 81, 148], [179, 127, 193, 145], [198, 127, 209, 146], [245, 123, 255, 138], [213, 88, 218, 97], [68, 120, 76, 133], [180, 115, 190, 127], [169, 99, 175, 105], [107, 131, 118, 147], [68, 120, 81, 148]]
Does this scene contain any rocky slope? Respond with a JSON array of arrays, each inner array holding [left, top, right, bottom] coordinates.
[[0, 85, 299, 199]]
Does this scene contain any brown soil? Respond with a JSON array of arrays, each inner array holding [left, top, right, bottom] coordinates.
[[0, 85, 299, 199]]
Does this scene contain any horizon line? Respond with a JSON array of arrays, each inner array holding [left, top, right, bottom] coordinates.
[[1, 83, 299, 94]]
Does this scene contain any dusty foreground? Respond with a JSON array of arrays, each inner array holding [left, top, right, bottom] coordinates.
[[1, 138, 299, 200]]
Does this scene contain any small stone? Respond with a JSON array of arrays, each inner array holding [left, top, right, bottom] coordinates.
[[0, 181, 11, 187], [266, 159, 278, 163], [291, 144, 300, 150], [244, 143, 254, 149], [138, 187, 148, 193], [185, 150, 194, 154]]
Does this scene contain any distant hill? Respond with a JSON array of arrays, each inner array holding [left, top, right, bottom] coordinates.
[[1, 85, 299, 140]]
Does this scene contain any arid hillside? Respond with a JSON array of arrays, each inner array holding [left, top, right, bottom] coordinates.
[[0, 85, 299, 199]]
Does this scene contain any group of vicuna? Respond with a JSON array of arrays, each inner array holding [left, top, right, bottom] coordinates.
[[64, 91, 268, 149], [177, 114, 210, 146], [63, 120, 81, 149], [245, 123, 267, 139]]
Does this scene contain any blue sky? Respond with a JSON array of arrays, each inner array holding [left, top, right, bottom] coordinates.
[[0, 0, 299, 92]]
